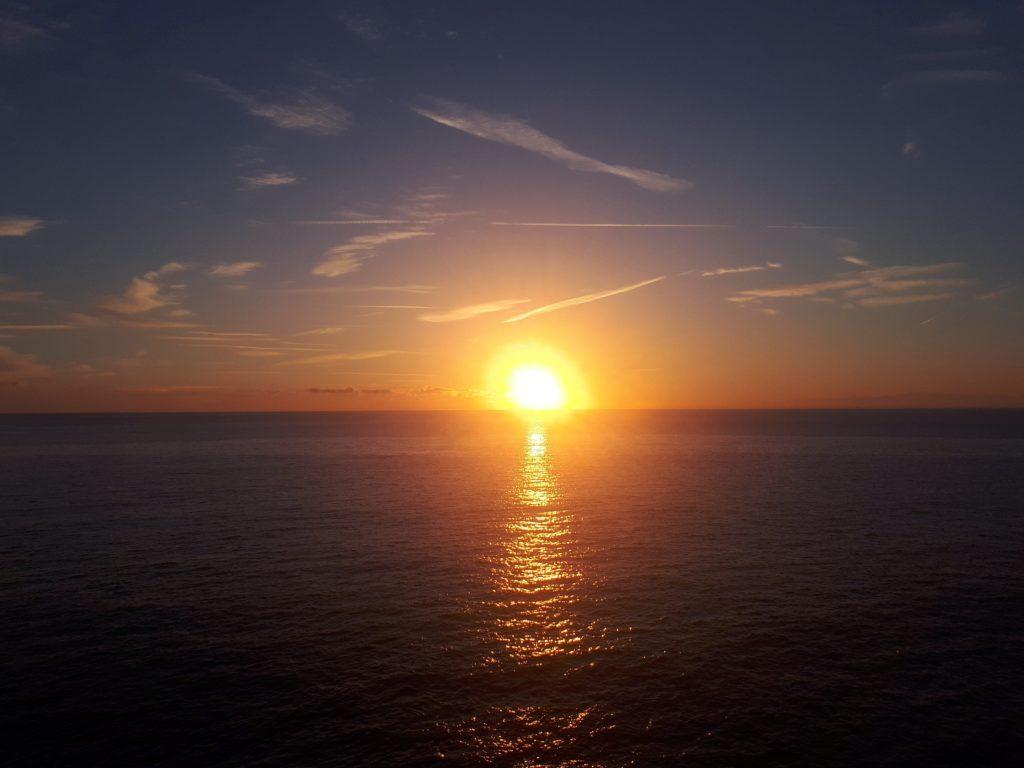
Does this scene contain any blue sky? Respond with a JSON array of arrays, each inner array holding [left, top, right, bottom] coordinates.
[[1, 1, 1022, 409]]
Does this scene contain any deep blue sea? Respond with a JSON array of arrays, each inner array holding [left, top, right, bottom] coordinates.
[[2, 410, 1023, 767]]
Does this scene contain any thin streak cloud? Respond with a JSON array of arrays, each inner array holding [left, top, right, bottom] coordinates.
[[419, 298, 530, 323], [504, 276, 665, 323], [0, 324, 71, 331], [490, 221, 730, 229], [0, 289, 44, 303], [298, 219, 418, 225], [702, 262, 781, 277], [413, 98, 692, 193], [277, 350, 406, 366], [858, 293, 954, 307]]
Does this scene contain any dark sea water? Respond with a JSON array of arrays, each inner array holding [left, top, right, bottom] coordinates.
[[2, 410, 1023, 767]]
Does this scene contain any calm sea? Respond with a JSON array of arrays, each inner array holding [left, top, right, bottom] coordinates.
[[2, 410, 1023, 767]]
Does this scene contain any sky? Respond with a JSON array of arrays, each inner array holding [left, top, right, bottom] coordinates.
[[1, 0, 1022, 411]]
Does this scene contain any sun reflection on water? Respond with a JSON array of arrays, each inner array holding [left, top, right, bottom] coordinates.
[[440, 423, 617, 766], [485, 424, 598, 666]]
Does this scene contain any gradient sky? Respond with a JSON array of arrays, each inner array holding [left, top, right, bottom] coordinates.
[[1, 1, 1022, 411]]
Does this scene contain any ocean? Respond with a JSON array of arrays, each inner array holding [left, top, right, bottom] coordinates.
[[2, 410, 1022, 766]]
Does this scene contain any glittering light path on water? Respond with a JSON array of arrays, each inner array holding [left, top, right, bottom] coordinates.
[[441, 424, 620, 766]]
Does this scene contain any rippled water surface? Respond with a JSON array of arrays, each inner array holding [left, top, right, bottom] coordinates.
[[2, 411, 1023, 766]]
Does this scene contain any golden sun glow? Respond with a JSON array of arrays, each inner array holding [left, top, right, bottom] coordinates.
[[508, 365, 566, 411], [486, 342, 589, 412]]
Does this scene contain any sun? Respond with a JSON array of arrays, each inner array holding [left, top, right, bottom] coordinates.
[[486, 342, 589, 412], [508, 365, 567, 411]]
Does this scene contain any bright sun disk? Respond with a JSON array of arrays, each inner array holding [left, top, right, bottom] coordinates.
[[508, 365, 567, 410]]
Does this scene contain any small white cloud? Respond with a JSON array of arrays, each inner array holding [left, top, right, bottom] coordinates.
[[97, 262, 188, 315], [99, 277, 169, 314], [413, 97, 692, 193], [0, 216, 45, 237], [419, 298, 530, 322], [209, 261, 262, 278]]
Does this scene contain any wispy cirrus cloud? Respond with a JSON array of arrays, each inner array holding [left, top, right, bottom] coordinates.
[[504, 276, 665, 323], [702, 262, 781, 277], [0, 323, 71, 331], [0, 345, 49, 381], [413, 98, 691, 193], [240, 171, 297, 189], [0, 274, 44, 303], [277, 349, 406, 366], [419, 298, 530, 323], [277, 283, 436, 296], [355, 304, 431, 310], [912, 12, 986, 38], [68, 312, 199, 329], [294, 326, 347, 336], [312, 230, 433, 278], [176, 330, 269, 338], [188, 74, 349, 135], [0, 290, 44, 303], [123, 385, 222, 395], [738, 278, 865, 299], [0, 216, 45, 237], [0, 16, 44, 50], [730, 262, 969, 308], [898, 48, 999, 64], [209, 261, 261, 278], [337, 11, 385, 41], [834, 238, 871, 267], [841, 254, 872, 267], [300, 189, 471, 229], [490, 221, 729, 229], [858, 293, 955, 306], [883, 69, 1009, 95], [976, 286, 1015, 302]]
